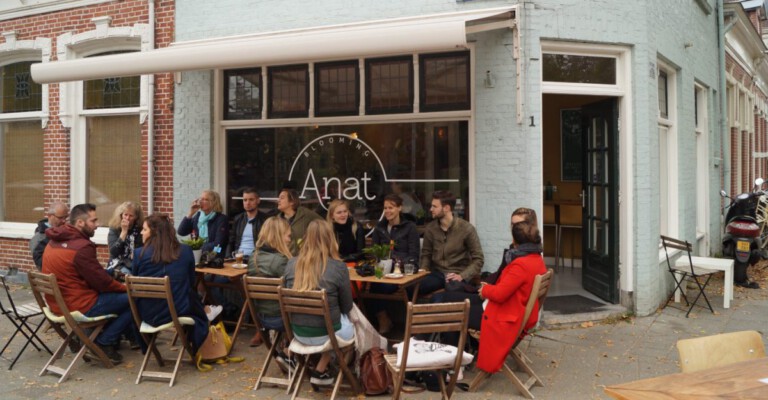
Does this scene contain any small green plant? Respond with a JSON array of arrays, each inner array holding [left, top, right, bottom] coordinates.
[[363, 242, 393, 261], [182, 237, 205, 250]]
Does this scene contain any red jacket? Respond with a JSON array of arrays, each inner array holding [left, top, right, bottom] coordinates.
[[42, 224, 125, 315], [477, 253, 547, 373]]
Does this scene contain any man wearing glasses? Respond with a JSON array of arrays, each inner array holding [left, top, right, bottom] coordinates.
[[30, 201, 69, 270]]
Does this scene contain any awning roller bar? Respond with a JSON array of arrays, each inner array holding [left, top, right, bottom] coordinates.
[[31, 6, 516, 83]]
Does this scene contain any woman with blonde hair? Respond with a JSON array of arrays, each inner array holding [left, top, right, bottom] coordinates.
[[245, 217, 292, 348], [107, 201, 145, 276], [284, 220, 354, 386], [326, 199, 365, 261], [177, 189, 229, 253]]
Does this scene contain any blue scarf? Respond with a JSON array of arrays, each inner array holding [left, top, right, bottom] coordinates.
[[197, 211, 216, 240]]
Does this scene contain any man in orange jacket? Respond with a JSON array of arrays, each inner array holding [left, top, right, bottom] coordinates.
[[42, 203, 132, 364]]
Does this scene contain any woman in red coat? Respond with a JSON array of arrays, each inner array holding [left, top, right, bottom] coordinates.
[[476, 219, 547, 373]]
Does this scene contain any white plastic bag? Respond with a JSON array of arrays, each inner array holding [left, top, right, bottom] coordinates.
[[393, 339, 474, 368]]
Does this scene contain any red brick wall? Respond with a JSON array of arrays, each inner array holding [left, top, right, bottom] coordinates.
[[0, 0, 175, 274]]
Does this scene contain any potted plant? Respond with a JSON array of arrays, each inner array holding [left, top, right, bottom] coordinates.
[[363, 240, 394, 275], [182, 237, 205, 264]]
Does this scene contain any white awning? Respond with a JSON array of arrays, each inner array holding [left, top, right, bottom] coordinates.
[[31, 7, 515, 83]]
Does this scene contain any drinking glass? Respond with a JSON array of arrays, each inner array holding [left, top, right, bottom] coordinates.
[[374, 265, 384, 279], [235, 252, 244, 265], [404, 262, 415, 275]]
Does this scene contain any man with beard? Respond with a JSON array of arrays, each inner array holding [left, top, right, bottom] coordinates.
[[227, 187, 269, 261], [42, 203, 132, 364], [419, 190, 485, 296]]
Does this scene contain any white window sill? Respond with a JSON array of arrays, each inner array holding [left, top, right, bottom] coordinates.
[[0, 222, 108, 245]]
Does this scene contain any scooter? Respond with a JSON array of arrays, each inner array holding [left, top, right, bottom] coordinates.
[[720, 178, 764, 289]]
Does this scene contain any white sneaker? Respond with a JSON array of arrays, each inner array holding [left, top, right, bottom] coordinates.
[[206, 305, 223, 321]]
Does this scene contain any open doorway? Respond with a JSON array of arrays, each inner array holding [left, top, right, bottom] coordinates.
[[543, 93, 620, 310]]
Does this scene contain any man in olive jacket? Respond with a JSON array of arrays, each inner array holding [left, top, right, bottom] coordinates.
[[419, 190, 484, 296]]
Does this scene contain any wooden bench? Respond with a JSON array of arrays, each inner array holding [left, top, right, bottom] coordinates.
[[673, 256, 734, 309]]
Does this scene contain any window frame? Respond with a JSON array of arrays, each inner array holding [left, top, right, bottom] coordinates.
[[419, 51, 471, 113], [314, 60, 360, 117], [657, 60, 678, 239], [223, 67, 263, 120], [364, 55, 414, 115], [267, 64, 309, 119]]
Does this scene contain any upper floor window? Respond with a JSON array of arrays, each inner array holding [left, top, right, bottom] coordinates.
[[543, 54, 616, 85], [420, 51, 470, 112], [365, 56, 413, 115], [1, 61, 41, 113], [224, 67, 262, 120], [658, 71, 669, 119], [268, 64, 308, 118], [315, 60, 359, 117], [83, 51, 140, 109]]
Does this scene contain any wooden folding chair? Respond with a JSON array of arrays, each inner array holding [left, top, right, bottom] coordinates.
[[0, 275, 52, 369], [469, 269, 554, 399], [677, 330, 766, 373], [242, 276, 293, 392], [125, 275, 196, 387], [28, 271, 117, 383], [385, 300, 470, 400], [661, 235, 717, 317], [278, 287, 362, 400]]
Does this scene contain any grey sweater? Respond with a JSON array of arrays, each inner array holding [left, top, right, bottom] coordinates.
[[283, 258, 353, 329]]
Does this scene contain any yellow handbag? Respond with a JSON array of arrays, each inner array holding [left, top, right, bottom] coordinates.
[[196, 321, 244, 371]]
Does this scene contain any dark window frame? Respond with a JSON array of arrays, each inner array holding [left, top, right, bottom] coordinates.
[[365, 56, 413, 115], [419, 51, 471, 112], [268, 64, 309, 119], [314, 60, 360, 117], [224, 67, 262, 120], [658, 70, 668, 119], [1, 61, 42, 113]]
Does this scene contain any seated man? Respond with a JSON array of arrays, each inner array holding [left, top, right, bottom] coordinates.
[[419, 190, 484, 296], [42, 203, 134, 364], [30, 201, 69, 270], [226, 187, 269, 261]]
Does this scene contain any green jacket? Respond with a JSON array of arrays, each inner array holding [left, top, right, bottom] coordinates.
[[420, 217, 485, 281], [247, 246, 290, 317], [282, 206, 322, 256]]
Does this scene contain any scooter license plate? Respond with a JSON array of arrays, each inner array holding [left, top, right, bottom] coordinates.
[[737, 240, 750, 252]]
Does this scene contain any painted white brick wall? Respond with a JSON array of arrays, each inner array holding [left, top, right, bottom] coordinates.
[[174, 0, 723, 315], [173, 71, 213, 228]]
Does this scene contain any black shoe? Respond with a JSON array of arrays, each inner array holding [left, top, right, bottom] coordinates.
[[736, 280, 760, 289], [310, 368, 335, 386], [275, 351, 297, 373], [89, 343, 123, 365], [67, 336, 82, 354]]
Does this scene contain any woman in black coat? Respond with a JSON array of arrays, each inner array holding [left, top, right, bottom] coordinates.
[[327, 199, 365, 261], [134, 214, 209, 353]]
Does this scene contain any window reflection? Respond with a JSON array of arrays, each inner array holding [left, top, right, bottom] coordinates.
[[226, 121, 469, 228]]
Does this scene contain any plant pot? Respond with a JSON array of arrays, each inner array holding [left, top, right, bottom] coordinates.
[[193, 249, 202, 265], [378, 259, 393, 275]]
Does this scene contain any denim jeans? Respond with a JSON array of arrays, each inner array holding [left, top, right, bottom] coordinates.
[[294, 314, 354, 345], [84, 292, 134, 346]]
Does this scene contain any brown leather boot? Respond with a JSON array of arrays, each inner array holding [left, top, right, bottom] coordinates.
[[249, 330, 263, 347]]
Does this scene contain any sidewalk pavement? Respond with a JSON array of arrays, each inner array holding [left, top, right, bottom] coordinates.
[[1, 266, 767, 399]]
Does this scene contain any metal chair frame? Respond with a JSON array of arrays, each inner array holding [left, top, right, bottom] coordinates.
[[0, 275, 52, 370]]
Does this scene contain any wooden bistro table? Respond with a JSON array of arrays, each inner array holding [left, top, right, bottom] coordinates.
[[195, 261, 248, 353], [604, 358, 768, 399], [348, 268, 429, 307]]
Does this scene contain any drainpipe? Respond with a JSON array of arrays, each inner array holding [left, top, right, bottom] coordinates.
[[147, 0, 155, 215]]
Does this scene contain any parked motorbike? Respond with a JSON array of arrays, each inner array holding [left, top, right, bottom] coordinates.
[[720, 178, 764, 289]]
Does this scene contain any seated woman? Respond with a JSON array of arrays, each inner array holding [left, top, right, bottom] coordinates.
[[133, 214, 209, 354], [107, 201, 145, 277], [284, 220, 354, 386], [245, 216, 292, 348], [177, 190, 229, 253], [369, 194, 421, 334], [327, 199, 365, 262], [476, 219, 547, 374]]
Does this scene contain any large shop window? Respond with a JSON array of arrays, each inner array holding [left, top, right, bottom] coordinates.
[[1, 121, 44, 223], [83, 51, 140, 110], [86, 115, 141, 223], [226, 121, 469, 228]]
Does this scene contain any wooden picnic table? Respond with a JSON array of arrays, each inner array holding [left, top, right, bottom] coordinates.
[[604, 358, 768, 399]]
